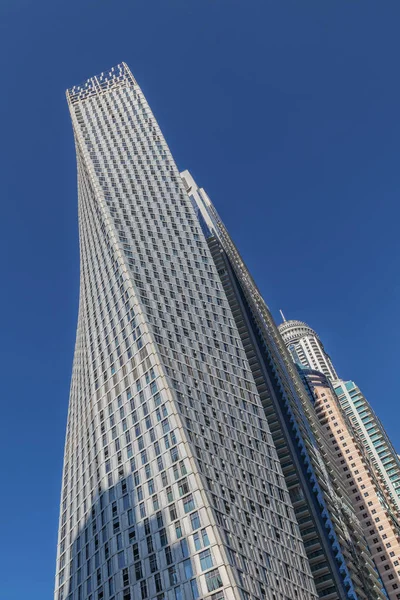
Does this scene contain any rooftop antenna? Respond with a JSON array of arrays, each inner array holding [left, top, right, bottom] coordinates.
[[279, 309, 286, 323]]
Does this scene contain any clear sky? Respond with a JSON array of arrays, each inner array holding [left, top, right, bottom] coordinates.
[[1, 1, 400, 598]]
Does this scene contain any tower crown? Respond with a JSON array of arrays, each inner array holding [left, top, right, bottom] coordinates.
[[67, 62, 135, 105], [278, 319, 319, 344]]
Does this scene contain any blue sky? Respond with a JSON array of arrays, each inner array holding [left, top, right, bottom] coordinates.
[[1, 1, 400, 598]]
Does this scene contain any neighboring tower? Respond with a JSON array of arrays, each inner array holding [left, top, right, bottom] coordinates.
[[182, 169, 386, 600], [279, 318, 338, 381], [333, 380, 400, 512], [56, 64, 317, 600], [278, 315, 400, 516], [301, 369, 400, 600]]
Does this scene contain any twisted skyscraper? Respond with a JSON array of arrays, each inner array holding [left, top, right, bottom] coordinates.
[[56, 64, 318, 600]]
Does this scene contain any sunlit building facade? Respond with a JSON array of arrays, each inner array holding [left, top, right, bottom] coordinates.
[[182, 169, 385, 600], [301, 369, 400, 600], [279, 315, 400, 517], [55, 63, 318, 600], [333, 381, 400, 513]]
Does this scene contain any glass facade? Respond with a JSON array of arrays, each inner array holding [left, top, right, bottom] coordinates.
[[300, 369, 400, 599], [333, 380, 400, 513], [55, 64, 317, 600], [182, 169, 386, 600]]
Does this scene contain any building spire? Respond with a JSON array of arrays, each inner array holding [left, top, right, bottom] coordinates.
[[279, 309, 286, 323]]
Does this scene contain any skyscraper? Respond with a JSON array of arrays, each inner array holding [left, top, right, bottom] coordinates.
[[333, 380, 400, 512], [278, 318, 338, 381], [181, 170, 385, 600], [278, 317, 400, 515], [56, 63, 317, 600], [301, 369, 400, 599]]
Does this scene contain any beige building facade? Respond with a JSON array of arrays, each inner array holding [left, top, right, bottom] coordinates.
[[306, 371, 400, 599]]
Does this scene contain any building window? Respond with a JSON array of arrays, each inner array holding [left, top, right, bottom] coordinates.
[[202, 529, 210, 546], [175, 522, 182, 539], [169, 566, 178, 585], [180, 538, 189, 558], [183, 494, 195, 513], [191, 512, 201, 530], [205, 568, 223, 592], [155, 572, 162, 593], [178, 478, 189, 497], [190, 579, 200, 599], [150, 554, 157, 573], [199, 549, 213, 571], [140, 580, 148, 599], [209, 593, 224, 600], [174, 587, 183, 600]]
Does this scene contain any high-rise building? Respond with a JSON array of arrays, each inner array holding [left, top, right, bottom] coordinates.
[[333, 380, 400, 512], [301, 369, 400, 599], [278, 317, 400, 516], [181, 170, 385, 600], [278, 318, 338, 381], [56, 63, 318, 600]]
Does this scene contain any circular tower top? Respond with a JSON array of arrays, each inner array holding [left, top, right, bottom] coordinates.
[[278, 319, 320, 345]]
